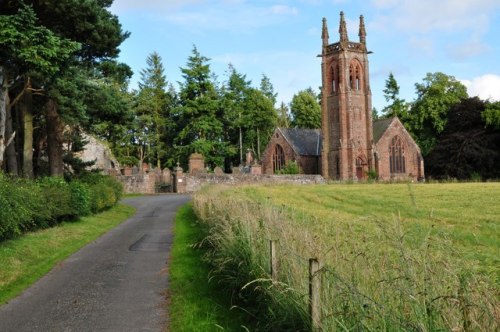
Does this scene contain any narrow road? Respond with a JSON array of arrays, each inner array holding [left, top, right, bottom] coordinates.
[[0, 194, 191, 332]]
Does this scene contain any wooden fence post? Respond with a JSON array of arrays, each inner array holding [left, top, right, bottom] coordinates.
[[309, 258, 321, 331], [270, 240, 278, 282]]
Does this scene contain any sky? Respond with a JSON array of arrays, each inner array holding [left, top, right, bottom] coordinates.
[[109, 0, 500, 112]]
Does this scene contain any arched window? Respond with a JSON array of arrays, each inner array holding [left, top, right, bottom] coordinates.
[[329, 63, 339, 94], [273, 144, 285, 173], [349, 60, 363, 91], [335, 155, 340, 178], [356, 156, 365, 179], [355, 66, 361, 90], [389, 136, 406, 174], [331, 66, 336, 94], [349, 64, 354, 90]]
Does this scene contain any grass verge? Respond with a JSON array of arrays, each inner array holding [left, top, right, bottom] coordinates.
[[0, 203, 135, 305], [168, 203, 254, 331]]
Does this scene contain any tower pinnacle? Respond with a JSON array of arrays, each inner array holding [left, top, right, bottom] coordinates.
[[322, 17, 329, 47], [339, 11, 348, 42], [359, 15, 366, 45]]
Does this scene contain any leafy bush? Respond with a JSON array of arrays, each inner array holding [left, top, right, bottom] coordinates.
[[69, 180, 91, 216], [78, 173, 123, 213], [0, 173, 122, 242], [277, 161, 300, 174], [37, 176, 73, 221]]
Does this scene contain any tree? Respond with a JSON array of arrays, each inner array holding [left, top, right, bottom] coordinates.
[[426, 97, 500, 180], [259, 74, 277, 107], [382, 73, 407, 118], [406, 72, 468, 156], [221, 64, 252, 167], [290, 88, 321, 129], [243, 88, 277, 159], [135, 52, 169, 168], [483, 101, 500, 129], [176, 46, 226, 168], [0, 5, 79, 172], [277, 102, 291, 128]]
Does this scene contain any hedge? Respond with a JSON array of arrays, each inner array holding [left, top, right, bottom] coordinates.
[[0, 173, 123, 242]]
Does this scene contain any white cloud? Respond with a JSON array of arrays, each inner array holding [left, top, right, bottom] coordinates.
[[461, 74, 500, 101], [269, 5, 299, 16], [212, 50, 319, 104], [370, 0, 500, 34], [154, 3, 301, 33], [408, 37, 434, 56], [447, 39, 491, 61], [371, 0, 398, 8], [110, 0, 204, 13]]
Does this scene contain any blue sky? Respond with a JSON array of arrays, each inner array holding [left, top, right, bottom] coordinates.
[[110, 0, 500, 112]]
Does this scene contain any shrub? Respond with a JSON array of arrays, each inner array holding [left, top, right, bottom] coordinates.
[[0, 174, 48, 240], [69, 180, 91, 217], [78, 173, 123, 213], [37, 176, 73, 222], [0, 172, 122, 243], [277, 161, 300, 174]]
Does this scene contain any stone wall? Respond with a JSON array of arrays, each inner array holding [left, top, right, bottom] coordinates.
[[182, 173, 326, 193], [116, 172, 156, 194], [374, 119, 424, 181]]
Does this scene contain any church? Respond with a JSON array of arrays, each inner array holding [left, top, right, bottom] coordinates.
[[262, 12, 424, 181]]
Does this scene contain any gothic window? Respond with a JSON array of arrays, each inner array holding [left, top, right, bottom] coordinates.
[[335, 155, 340, 177], [349, 64, 354, 90], [332, 67, 337, 93], [355, 66, 361, 90], [273, 144, 285, 173], [349, 60, 363, 91], [356, 156, 365, 179], [330, 63, 339, 94], [389, 136, 406, 174]]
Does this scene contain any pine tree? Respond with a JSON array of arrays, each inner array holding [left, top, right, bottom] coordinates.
[[176, 46, 226, 169], [135, 52, 169, 168], [382, 73, 407, 118]]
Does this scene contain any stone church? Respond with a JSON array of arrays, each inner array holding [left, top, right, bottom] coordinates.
[[262, 12, 424, 181]]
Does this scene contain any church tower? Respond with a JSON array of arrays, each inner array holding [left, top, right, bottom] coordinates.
[[320, 12, 374, 180]]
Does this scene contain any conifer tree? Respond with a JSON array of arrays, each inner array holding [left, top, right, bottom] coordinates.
[[176, 46, 226, 168], [382, 72, 407, 118], [135, 52, 169, 168]]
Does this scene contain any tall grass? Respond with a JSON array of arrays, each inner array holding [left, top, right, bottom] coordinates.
[[193, 183, 499, 331]]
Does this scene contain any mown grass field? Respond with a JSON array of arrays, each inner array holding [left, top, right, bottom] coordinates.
[[242, 182, 499, 276], [193, 182, 500, 331], [0, 204, 135, 305]]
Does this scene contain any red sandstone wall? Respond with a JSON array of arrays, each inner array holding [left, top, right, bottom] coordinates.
[[261, 130, 297, 174], [375, 120, 424, 181]]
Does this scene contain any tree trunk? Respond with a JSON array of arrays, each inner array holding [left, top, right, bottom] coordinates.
[[257, 128, 261, 160], [21, 84, 34, 178], [5, 94, 18, 175], [46, 99, 64, 176], [0, 66, 8, 169]]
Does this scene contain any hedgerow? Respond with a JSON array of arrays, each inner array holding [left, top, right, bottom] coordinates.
[[0, 173, 123, 242]]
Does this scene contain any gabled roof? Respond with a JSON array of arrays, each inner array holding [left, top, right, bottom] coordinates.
[[278, 128, 322, 156], [373, 117, 395, 143]]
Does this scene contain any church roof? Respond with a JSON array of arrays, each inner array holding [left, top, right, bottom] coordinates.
[[278, 128, 322, 156], [372, 117, 395, 143]]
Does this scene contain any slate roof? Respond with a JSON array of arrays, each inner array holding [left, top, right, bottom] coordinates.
[[277, 118, 396, 156], [372, 117, 394, 143], [279, 128, 322, 156]]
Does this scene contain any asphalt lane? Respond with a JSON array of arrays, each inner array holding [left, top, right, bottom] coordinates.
[[0, 194, 191, 332]]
